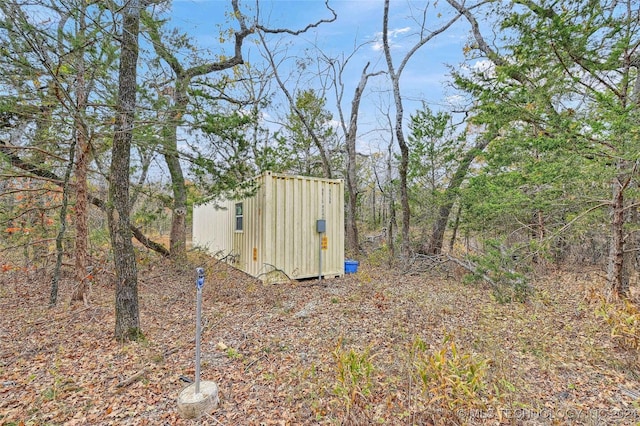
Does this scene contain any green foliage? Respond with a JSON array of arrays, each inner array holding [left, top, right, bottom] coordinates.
[[225, 347, 242, 359], [88, 226, 111, 257], [465, 239, 531, 303], [408, 104, 459, 183], [412, 334, 488, 413], [282, 89, 341, 177], [253, 132, 295, 174], [332, 339, 376, 416], [454, 0, 640, 273], [189, 109, 261, 204], [407, 104, 463, 224], [132, 204, 168, 232]]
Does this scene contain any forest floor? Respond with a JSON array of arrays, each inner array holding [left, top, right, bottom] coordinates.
[[1, 251, 640, 425]]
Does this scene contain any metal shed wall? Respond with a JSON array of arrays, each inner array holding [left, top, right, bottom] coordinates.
[[192, 171, 344, 281], [262, 172, 344, 280], [192, 198, 235, 257]]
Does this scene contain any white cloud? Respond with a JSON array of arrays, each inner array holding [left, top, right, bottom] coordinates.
[[471, 59, 494, 76], [371, 26, 412, 51], [445, 94, 466, 109]]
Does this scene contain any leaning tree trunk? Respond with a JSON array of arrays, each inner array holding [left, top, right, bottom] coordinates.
[[424, 136, 491, 255], [109, 0, 142, 341], [164, 121, 187, 263], [343, 63, 380, 255]]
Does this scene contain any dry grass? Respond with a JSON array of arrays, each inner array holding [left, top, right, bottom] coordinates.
[[1, 253, 639, 425]]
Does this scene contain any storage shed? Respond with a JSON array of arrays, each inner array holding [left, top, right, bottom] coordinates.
[[193, 171, 344, 282]]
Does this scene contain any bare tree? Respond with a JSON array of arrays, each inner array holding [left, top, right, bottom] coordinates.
[[258, 36, 335, 179], [381, 0, 463, 255], [144, 0, 336, 261], [330, 58, 384, 254]]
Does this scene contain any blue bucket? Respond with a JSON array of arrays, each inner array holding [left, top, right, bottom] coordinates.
[[344, 260, 359, 274]]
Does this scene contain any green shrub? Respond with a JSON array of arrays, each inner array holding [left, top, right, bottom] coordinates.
[[464, 239, 531, 303]]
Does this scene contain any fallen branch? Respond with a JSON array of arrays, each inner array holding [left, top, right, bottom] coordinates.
[[256, 263, 292, 281], [244, 354, 267, 373], [0, 139, 170, 257], [401, 253, 449, 275], [445, 254, 498, 289], [163, 347, 180, 358], [33, 306, 92, 326], [116, 367, 150, 388]]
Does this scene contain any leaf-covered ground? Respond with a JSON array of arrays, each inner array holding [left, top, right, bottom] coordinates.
[[1, 254, 640, 425]]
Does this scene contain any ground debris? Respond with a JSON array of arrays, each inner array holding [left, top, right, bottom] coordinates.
[[0, 256, 638, 425]]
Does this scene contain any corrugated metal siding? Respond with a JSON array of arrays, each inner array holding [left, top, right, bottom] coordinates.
[[263, 172, 344, 280], [233, 183, 264, 277], [192, 198, 235, 257], [192, 171, 344, 281]]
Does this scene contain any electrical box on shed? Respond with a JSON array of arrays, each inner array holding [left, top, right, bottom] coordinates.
[[316, 219, 326, 233]]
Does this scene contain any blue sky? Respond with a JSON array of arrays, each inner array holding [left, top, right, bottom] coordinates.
[[163, 0, 479, 152]]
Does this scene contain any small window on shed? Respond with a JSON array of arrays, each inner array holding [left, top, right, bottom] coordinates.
[[235, 202, 243, 232]]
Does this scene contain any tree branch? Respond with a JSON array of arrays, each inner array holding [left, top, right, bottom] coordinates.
[[0, 138, 170, 257], [256, 0, 337, 35]]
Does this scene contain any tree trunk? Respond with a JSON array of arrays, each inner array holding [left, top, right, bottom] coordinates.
[[163, 76, 189, 263], [345, 147, 359, 255], [631, 200, 640, 272], [448, 203, 462, 253], [382, 0, 460, 256], [71, 114, 90, 304], [166, 145, 187, 262], [344, 63, 380, 255], [386, 140, 396, 259], [383, 0, 410, 255], [397, 132, 411, 255], [424, 136, 491, 255], [425, 204, 450, 255], [145, 6, 252, 262], [606, 155, 638, 299], [49, 140, 76, 307], [164, 109, 187, 262], [607, 173, 630, 299], [109, 0, 142, 341], [72, 6, 90, 304]]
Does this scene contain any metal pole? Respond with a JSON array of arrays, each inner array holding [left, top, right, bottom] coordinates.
[[318, 234, 322, 281], [195, 268, 205, 395]]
